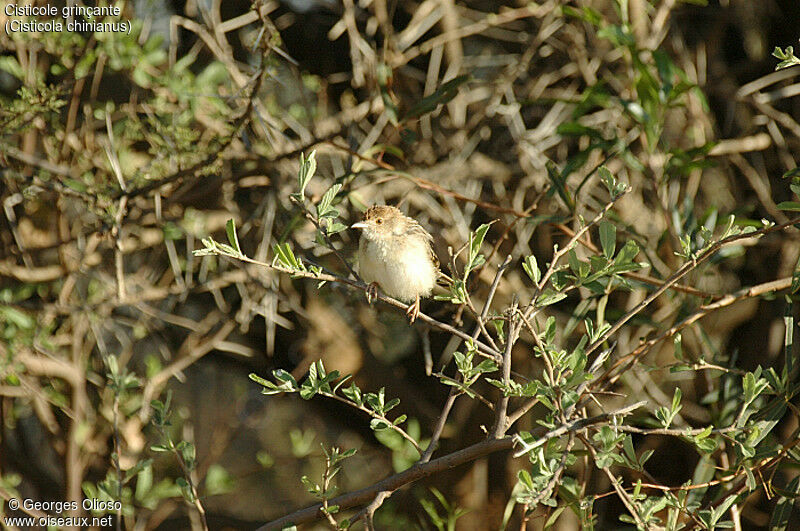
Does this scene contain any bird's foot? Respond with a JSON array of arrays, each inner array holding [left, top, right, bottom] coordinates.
[[406, 296, 421, 323], [366, 282, 379, 304]]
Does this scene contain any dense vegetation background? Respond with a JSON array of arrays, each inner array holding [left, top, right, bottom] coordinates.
[[2, 0, 800, 529]]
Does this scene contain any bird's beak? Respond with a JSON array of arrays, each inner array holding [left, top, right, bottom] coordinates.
[[351, 221, 368, 229]]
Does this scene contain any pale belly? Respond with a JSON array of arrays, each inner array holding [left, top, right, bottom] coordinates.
[[357, 238, 437, 302]]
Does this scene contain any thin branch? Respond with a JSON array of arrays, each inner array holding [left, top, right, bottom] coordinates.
[[556, 221, 719, 298], [419, 391, 458, 463], [398, 5, 549, 65], [118, 19, 272, 201], [210, 250, 503, 360], [464, 290, 501, 353], [583, 217, 800, 360], [292, 196, 360, 281], [257, 402, 647, 530], [492, 316, 519, 438], [256, 437, 514, 530], [321, 392, 422, 455], [420, 256, 513, 462], [616, 424, 740, 437], [580, 432, 648, 529], [511, 401, 647, 458], [527, 432, 575, 507], [596, 275, 793, 390], [348, 490, 392, 529], [523, 191, 628, 320]]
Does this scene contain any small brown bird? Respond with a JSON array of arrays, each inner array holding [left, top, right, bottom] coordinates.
[[351, 205, 439, 323]]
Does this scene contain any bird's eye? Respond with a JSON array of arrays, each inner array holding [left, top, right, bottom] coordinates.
[[375, 218, 383, 224]]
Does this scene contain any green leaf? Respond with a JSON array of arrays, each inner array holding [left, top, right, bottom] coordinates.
[[655, 387, 682, 428], [568, 249, 582, 277], [467, 223, 493, 274], [673, 333, 683, 360], [204, 464, 235, 496], [546, 160, 575, 211], [225, 219, 241, 254], [599, 221, 616, 260], [370, 418, 391, 431], [518, 469, 534, 490], [272, 243, 305, 271], [777, 201, 800, 212], [474, 359, 499, 374], [782, 167, 800, 179], [177, 441, 196, 470], [598, 166, 626, 197], [742, 371, 769, 404], [271, 369, 299, 391], [402, 75, 470, 121], [296, 150, 317, 199], [384, 397, 400, 412], [249, 373, 272, 387], [597, 24, 635, 47], [536, 289, 567, 307], [342, 383, 363, 406], [561, 5, 603, 25], [317, 183, 342, 219], [326, 221, 348, 235], [688, 426, 717, 454], [711, 494, 738, 525], [671, 386, 682, 412], [770, 476, 800, 530], [556, 122, 605, 138], [64, 178, 88, 193], [0, 56, 24, 80], [341, 448, 357, 459], [377, 63, 399, 125], [615, 239, 639, 264], [773, 46, 800, 71], [523, 255, 541, 284], [544, 316, 557, 344], [0, 306, 35, 330]]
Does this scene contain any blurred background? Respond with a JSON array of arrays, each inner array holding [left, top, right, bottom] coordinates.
[[2, 0, 800, 529]]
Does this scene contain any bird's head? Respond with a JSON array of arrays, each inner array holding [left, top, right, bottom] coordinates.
[[351, 205, 407, 241]]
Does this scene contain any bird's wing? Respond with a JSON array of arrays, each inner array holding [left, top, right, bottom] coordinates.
[[406, 221, 440, 270]]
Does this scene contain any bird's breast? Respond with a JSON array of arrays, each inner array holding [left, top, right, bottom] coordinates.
[[357, 237, 438, 302]]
